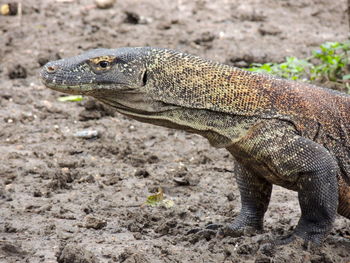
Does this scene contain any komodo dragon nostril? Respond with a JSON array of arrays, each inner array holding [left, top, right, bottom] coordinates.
[[46, 65, 57, 73]]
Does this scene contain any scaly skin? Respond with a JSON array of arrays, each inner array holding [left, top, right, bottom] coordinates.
[[40, 47, 350, 245]]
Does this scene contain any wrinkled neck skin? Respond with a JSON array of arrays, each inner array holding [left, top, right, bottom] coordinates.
[[91, 83, 255, 149], [93, 89, 178, 114]]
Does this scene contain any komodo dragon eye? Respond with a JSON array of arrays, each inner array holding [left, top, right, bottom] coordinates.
[[98, 61, 109, 68], [88, 56, 116, 72]]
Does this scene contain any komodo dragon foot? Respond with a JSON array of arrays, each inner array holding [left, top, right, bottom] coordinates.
[[188, 223, 323, 250], [187, 216, 263, 241]]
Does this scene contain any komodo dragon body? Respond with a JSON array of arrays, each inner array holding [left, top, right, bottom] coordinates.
[[40, 47, 350, 245]]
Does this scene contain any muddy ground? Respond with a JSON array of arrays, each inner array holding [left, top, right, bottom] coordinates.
[[1, 0, 350, 262]]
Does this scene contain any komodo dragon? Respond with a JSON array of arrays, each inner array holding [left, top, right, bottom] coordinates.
[[40, 47, 350, 246]]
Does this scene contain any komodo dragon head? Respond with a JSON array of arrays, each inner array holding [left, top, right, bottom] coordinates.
[[40, 47, 180, 114]]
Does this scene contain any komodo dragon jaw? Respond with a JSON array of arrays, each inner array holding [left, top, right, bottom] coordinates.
[[41, 47, 350, 247]]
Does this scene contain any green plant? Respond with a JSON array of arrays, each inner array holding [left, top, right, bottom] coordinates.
[[246, 41, 350, 92], [310, 41, 350, 81], [248, 57, 311, 80]]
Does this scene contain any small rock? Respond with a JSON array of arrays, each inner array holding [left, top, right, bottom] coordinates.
[[128, 125, 136, 132], [173, 177, 190, 186], [74, 130, 100, 139], [95, 0, 116, 9], [84, 215, 107, 230]]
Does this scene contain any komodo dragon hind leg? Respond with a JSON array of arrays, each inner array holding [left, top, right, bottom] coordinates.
[[284, 150, 338, 245], [230, 124, 339, 246]]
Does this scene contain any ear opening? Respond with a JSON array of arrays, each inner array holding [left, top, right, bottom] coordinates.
[[142, 70, 147, 86]]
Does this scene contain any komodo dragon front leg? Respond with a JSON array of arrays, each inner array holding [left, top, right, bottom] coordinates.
[[223, 165, 272, 234], [202, 165, 272, 236], [218, 120, 339, 245]]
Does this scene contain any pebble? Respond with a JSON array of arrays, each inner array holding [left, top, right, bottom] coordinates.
[[74, 130, 99, 139], [95, 0, 116, 9], [84, 215, 107, 230]]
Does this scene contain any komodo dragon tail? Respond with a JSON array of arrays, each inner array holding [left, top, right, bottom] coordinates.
[[338, 176, 350, 219]]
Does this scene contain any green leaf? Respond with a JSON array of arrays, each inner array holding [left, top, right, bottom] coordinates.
[[146, 188, 164, 206], [58, 95, 83, 102], [145, 188, 174, 208], [342, 74, 350, 80]]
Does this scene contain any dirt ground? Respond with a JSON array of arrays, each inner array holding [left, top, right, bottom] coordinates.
[[1, 0, 350, 262]]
